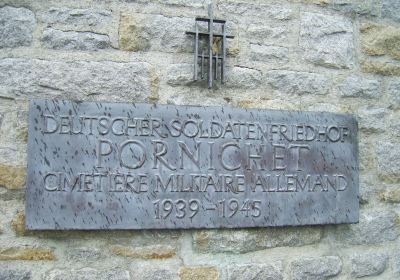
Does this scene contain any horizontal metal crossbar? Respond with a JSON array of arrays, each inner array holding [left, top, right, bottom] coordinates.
[[195, 17, 226, 23], [185, 31, 234, 39]]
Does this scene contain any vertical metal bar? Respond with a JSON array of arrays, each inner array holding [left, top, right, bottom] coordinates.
[[194, 21, 199, 81], [214, 52, 218, 80], [201, 50, 204, 79], [221, 23, 226, 84], [208, 4, 213, 88]]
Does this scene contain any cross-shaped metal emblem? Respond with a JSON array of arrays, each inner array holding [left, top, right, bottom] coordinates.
[[186, 4, 234, 88]]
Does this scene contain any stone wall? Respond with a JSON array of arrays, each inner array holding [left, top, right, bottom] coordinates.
[[0, 0, 399, 279]]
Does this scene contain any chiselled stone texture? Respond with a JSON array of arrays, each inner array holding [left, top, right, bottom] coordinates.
[[130, 264, 178, 280], [380, 186, 400, 203], [249, 44, 289, 63], [42, 7, 113, 29], [0, 0, 400, 278], [119, 12, 150, 51], [0, 164, 26, 189], [361, 23, 400, 60], [111, 245, 176, 259], [351, 252, 388, 278], [382, 0, 400, 22], [226, 67, 262, 89], [218, 2, 294, 20], [361, 60, 400, 76], [300, 12, 354, 69], [337, 76, 381, 99], [42, 28, 110, 50], [331, 210, 399, 245], [44, 268, 130, 280], [0, 6, 36, 48], [246, 25, 289, 46], [0, 247, 55, 261], [193, 227, 322, 253], [394, 253, 400, 276], [226, 263, 283, 280], [126, 0, 207, 8], [166, 64, 193, 86], [119, 13, 192, 52], [0, 58, 156, 101], [357, 107, 386, 132], [266, 70, 330, 95], [319, 0, 381, 16], [388, 80, 400, 108], [290, 256, 342, 280], [11, 212, 26, 236], [66, 247, 103, 262], [376, 141, 400, 182], [179, 266, 219, 280], [0, 269, 31, 280]]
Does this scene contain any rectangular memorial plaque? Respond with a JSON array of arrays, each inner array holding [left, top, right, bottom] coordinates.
[[26, 99, 359, 230]]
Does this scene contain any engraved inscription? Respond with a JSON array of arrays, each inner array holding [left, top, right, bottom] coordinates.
[[26, 99, 359, 229]]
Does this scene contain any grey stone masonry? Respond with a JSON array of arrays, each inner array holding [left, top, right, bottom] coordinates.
[[41, 28, 110, 50], [0, 6, 36, 48], [266, 70, 330, 95], [300, 12, 354, 69], [226, 263, 283, 280], [0, 58, 155, 101], [337, 76, 381, 99], [351, 252, 388, 278], [290, 256, 342, 280]]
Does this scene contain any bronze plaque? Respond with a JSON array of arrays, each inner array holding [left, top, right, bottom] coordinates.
[[26, 99, 358, 229]]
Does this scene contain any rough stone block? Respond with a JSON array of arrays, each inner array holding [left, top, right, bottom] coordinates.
[[11, 212, 26, 236], [300, 12, 354, 69], [387, 80, 400, 109], [266, 70, 330, 95], [226, 67, 262, 89], [290, 256, 342, 280], [119, 12, 150, 51], [0, 58, 156, 101], [42, 8, 113, 29], [376, 141, 400, 182], [394, 252, 400, 276], [357, 107, 386, 132], [332, 210, 399, 245], [382, 0, 400, 22], [379, 185, 400, 203], [317, 0, 380, 16], [361, 23, 400, 60], [179, 267, 219, 280], [44, 268, 129, 280], [193, 227, 322, 254], [111, 245, 176, 259], [126, 0, 207, 8], [130, 264, 178, 280], [246, 25, 289, 46], [218, 2, 294, 20], [66, 247, 102, 261], [351, 252, 388, 278], [41, 28, 110, 50], [361, 60, 400, 76], [119, 13, 192, 53], [337, 75, 380, 99], [249, 44, 289, 63], [166, 64, 193, 86], [0, 269, 31, 280], [0, 247, 55, 261], [226, 263, 283, 280], [0, 164, 26, 190], [0, 6, 36, 48]]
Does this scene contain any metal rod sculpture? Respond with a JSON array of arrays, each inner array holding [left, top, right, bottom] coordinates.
[[186, 4, 234, 88]]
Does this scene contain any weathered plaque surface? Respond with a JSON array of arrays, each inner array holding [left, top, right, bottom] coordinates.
[[26, 99, 359, 230]]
